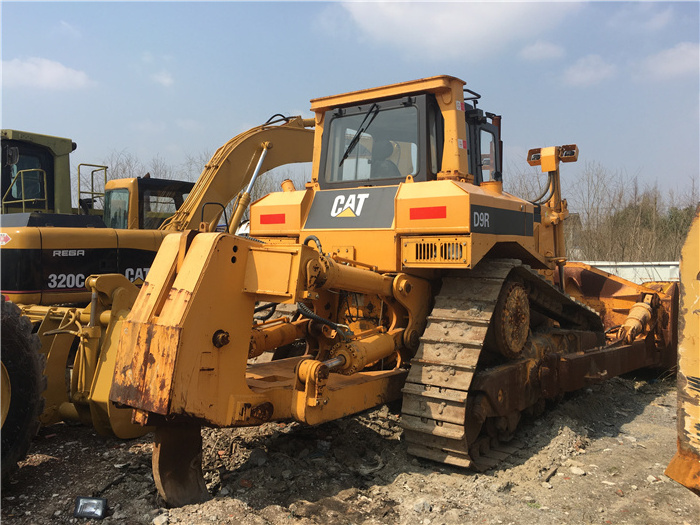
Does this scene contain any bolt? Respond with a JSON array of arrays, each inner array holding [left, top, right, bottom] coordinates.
[[213, 330, 230, 348]]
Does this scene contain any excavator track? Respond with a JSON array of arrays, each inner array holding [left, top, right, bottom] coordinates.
[[401, 260, 603, 471]]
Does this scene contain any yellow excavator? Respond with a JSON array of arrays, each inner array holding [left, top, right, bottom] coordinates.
[[99, 76, 680, 506], [0, 118, 314, 479]]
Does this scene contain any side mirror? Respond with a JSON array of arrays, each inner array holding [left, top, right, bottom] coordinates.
[[3, 145, 19, 167]]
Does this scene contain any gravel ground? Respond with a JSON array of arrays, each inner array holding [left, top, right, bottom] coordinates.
[[2, 373, 699, 525]]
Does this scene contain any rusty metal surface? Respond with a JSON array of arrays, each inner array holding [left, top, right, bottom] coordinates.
[[492, 281, 529, 358], [562, 262, 678, 350], [111, 320, 181, 415], [402, 257, 679, 472]]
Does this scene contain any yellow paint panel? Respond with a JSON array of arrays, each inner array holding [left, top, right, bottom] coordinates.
[[244, 249, 294, 296], [310, 75, 463, 112], [303, 229, 398, 272], [395, 179, 470, 233], [337, 207, 356, 218], [250, 189, 311, 235]]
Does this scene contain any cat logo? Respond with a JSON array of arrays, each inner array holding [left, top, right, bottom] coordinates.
[[330, 193, 370, 218]]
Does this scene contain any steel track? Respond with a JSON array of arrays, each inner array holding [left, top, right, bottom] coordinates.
[[400, 259, 602, 471]]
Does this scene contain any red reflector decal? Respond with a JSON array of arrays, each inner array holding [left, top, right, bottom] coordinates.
[[260, 213, 286, 225], [410, 206, 447, 220]]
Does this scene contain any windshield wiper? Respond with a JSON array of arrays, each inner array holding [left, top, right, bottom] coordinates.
[[338, 103, 380, 168]]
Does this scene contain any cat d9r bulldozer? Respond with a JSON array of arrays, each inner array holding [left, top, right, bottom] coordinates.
[[108, 75, 679, 506]]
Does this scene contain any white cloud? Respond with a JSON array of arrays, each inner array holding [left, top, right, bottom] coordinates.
[[340, 2, 580, 61], [562, 55, 616, 87], [636, 42, 699, 81], [2, 57, 94, 90], [151, 70, 174, 87], [56, 20, 81, 39], [605, 4, 674, 33], [519, 41, 565, 62]]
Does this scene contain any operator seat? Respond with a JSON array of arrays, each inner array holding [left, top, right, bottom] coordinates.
[[371, 140, 401, 179]]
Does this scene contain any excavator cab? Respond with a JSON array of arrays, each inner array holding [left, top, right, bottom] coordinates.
[[103, 177, 194, 229]]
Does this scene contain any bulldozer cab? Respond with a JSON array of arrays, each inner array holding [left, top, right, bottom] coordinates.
[[313, 77, 502, 190], [319, 94, 440, 188], [103, 177, 194, 229]]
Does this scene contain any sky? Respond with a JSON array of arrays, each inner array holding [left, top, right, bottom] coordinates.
[[2, 1, 699, 205]]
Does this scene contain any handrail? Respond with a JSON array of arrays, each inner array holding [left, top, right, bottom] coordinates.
[[77, 164, 108, 213], [1, 168, 48, 213]]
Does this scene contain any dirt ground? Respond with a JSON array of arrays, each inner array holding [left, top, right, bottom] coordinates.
[[2, 373, 698, 525]]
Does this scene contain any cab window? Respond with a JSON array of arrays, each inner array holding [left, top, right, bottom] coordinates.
[[480, 129, 497, 182], [104, 188, 129, 229], [142, 190, 185, 229], [1, 142, 54, 211], [324, 105, 419, 184]]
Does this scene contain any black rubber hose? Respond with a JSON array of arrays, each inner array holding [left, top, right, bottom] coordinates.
[[303, 235, 324, 255], [296, 302, 351, 340], [254, 302, 278, 322], [530, 172, 555, 205], [265, 114, 291, 125], [254, 302, 277, 313]]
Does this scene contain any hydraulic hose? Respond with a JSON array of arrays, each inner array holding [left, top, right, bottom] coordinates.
[[296, 302, 352, 340], [254, 302, 278, 322], [530, 172, 555, 205], [303, 235, 324, 255]]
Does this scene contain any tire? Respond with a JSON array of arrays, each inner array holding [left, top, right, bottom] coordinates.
[[1, 297, 45, 481]]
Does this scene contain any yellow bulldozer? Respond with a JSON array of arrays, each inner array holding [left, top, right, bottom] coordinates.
[[87, 75, 680, 506]]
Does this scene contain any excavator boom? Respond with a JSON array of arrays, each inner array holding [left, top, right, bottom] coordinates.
[[160, 116, 314, 232]]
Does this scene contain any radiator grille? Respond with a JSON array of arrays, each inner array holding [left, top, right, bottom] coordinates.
[[402, 236, 470, 267]]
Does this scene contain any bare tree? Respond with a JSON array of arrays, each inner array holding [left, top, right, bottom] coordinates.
[[503, 165, 549, 202], [178, 151, 213, 183], [564, 163, 697, 262]]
